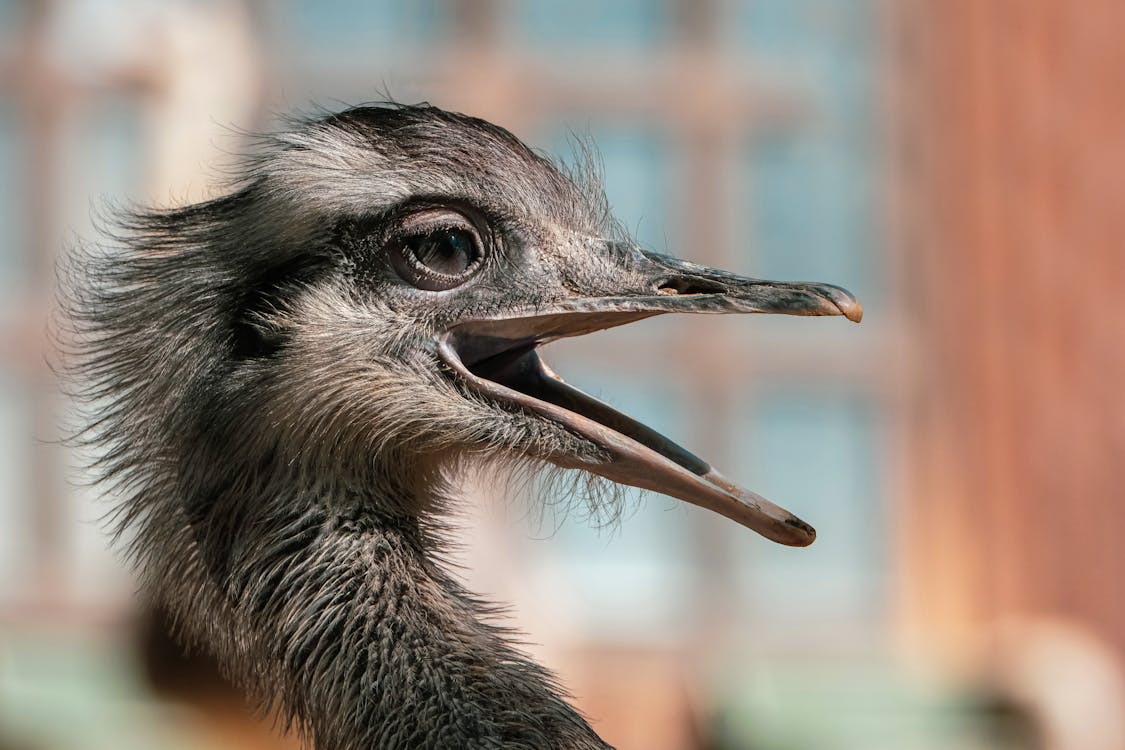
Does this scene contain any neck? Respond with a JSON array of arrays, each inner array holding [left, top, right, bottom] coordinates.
[[177, 487, 611, 750]]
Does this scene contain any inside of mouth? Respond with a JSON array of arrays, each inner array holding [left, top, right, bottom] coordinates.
[[465, 342, 711, 476]]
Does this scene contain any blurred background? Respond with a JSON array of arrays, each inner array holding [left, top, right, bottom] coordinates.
[[1, 0, 1122, 748]]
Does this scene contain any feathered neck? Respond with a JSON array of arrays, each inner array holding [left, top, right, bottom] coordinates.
[[153, 478, 612, 750]]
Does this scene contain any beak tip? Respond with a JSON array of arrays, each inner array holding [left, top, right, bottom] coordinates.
[[812, 283, 863, 323], [834, 295, 864, 324], [783, 517, 817, 547]]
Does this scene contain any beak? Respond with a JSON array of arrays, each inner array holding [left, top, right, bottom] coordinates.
[[436, 249, 862, 547]]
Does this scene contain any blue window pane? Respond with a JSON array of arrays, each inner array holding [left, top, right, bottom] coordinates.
[[513, 0, 671, 51], [523, 366, 695, 637], [0, 0, 23, 50], [726, 387, 883, 629], [0, 98, 25, 314], [284, 0, 446, 65], [731, 0, 881, 304], [733, 0, 875, 62], [538, 123, 675, 254], [746, 134, 875, 296], [61, 98, 144, 236]]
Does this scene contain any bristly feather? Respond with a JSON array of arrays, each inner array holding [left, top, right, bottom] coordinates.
[[60, 102, 626, 749]]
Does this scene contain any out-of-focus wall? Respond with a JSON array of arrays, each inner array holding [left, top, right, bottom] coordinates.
[[894, 3, 1125, 747]]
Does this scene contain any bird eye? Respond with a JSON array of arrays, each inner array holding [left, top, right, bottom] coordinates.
[[409, 229, 476, 276], [386, 211, 486, 291]]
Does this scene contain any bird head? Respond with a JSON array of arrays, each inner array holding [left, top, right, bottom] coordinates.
[[78, 104, 860, 548]]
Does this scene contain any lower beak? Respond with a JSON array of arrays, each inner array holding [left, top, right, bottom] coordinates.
[[438, 257, 862, 547]]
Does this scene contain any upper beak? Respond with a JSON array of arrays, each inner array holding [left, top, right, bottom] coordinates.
[[437, 249, 862, 547]]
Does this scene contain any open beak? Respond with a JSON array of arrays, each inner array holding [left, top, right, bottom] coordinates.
[[436, 251, 862, 547]]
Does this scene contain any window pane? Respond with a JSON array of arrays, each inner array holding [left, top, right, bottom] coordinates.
[[513, 0, 671, 52], [538, 122, 676, 255], [61, 98, 144, 236], [0, 0, 23, 50], [522, 366, 695, 638], [283, 0, 446, 65], [747, 134, 875, 294], [731, 0, 881, 305], [732, 0, 875, 64], [726, 387, 884, 633]]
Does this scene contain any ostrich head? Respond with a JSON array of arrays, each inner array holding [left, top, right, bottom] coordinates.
[[70, 104, 861, 749]]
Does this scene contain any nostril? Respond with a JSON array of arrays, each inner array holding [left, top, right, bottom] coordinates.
[[655, 277, 728, 296]]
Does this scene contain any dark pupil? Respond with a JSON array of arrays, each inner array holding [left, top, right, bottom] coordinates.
[[409, 228, 475, 275]]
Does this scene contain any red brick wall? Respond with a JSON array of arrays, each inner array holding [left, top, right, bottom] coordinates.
[[894, 0, 1125, 660]]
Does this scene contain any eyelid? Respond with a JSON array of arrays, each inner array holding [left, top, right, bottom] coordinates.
[[396, 208, 477, 235]]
